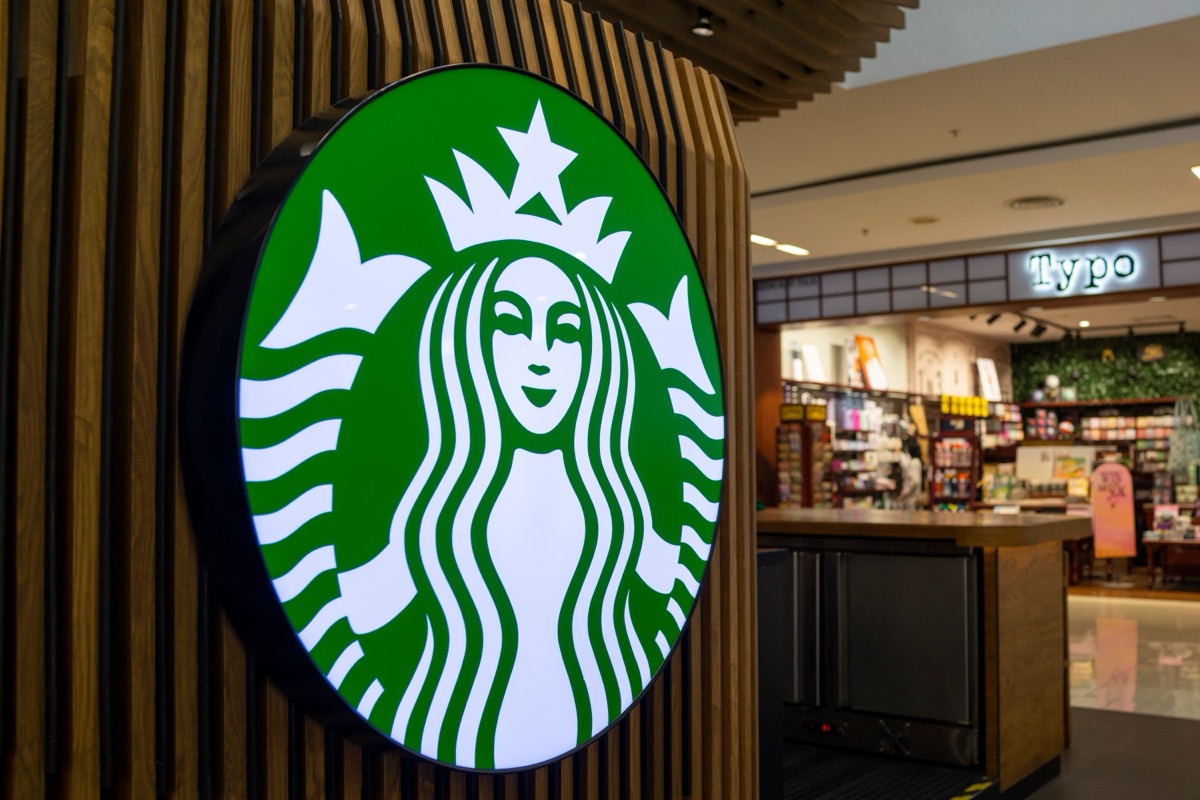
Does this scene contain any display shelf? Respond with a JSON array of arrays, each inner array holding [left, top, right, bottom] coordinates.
[[1019, 397, 1177, 409], [929, 417, 980, 513]]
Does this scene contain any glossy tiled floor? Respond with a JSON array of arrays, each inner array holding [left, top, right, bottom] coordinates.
[[1068, 594, 1200, 721]]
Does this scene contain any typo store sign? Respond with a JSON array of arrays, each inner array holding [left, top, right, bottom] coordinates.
[[179, 65, 725, 771], [1007, 237, 1160, 301]]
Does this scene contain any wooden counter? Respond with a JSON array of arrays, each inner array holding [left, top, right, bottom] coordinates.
[[757, 507, 1081, 794], [757, 507, 1092, 548]]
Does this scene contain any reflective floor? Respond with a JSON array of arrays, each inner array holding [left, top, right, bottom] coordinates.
[[1069, 594, 1200, 721]]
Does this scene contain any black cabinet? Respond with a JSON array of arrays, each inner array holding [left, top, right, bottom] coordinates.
[[762, 538, 980, 767]]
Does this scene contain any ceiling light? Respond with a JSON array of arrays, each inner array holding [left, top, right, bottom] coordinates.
[[986, 313, 1001, 325], [692, 8, 714, 36], [1030, 323, 1047, 338], [911, 215, 939, 225], [1191, 165, 1200, 180], [1149, 296, 1167, 303], [1079, 320, 1090, 328], [775, 244, 810, 257], [750, 234, 777, 247], [1007, 195, 1065, 210], [1025, 306, 1044, 313], [1013, 319, 1027, 332], [917, 315, 932, 322]]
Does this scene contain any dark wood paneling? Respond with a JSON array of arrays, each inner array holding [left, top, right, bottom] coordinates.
[[1, 2, 755, 797]]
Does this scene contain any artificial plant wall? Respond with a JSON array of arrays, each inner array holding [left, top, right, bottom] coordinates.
[[1012, 331, 1200, 402]]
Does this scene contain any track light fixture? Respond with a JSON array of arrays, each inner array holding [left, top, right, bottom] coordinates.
[[986, 313, 1001, 325], [1013, 318, 1027, 333], [692, 7, 714, 36], [1030, 323, 1046, 338]]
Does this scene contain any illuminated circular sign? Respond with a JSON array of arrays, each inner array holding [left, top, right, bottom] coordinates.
[[180, 65, 725, 771]]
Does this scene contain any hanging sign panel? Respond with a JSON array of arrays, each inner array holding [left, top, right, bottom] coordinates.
[[1091, 462, 1137, 559], [179, 65, 726, 772]]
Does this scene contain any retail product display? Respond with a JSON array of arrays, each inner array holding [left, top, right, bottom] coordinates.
[[776, 382, 906, 510], [930, 415, 980, 512], [983, 403, 1023, 451]]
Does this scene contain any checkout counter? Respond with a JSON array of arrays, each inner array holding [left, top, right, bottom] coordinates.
[[757, 508, 1091, 795]]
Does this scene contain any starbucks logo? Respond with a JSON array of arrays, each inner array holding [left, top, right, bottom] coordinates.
[[182, 65, 724, 771]]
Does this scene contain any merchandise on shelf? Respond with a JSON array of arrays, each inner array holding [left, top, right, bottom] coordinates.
[[930, 413, 981, 512], [982, 402, 1023, 451]]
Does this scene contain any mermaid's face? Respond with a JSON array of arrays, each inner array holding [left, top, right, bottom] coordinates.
[[491, 257, 584, 435]]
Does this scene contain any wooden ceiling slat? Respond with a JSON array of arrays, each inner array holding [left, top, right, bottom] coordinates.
[[798, 0, 894, 42], [595, 0, 851, 82], [572, 0, 914, 120], [731, 0, 879, 58], [589, 0, 832, 100], [701, 0, 862, 71], [828, 0, 908, 29]]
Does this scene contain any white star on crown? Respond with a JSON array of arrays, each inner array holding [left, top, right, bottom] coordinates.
[[424, 101, 631, 284]]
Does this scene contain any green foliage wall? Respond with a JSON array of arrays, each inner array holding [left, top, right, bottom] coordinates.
[[1012, 331, 1200, 401]]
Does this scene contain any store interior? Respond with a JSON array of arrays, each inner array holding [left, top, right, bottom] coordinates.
[[757, 286, 1200, 583]]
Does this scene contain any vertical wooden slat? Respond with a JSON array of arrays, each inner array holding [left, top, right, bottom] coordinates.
[[480, 0, 513, 66], [339, 0, 368, 95], [373, 0, 401, 83], [0, 0, 12, 765], [259, 0, 293, 157], [302, 0, 332, 119], [59, 1, 116, 796], [258, 5, 295, 797], [505, 0, 539, 74], [166, 1, 209, 796], [112, 0, 166, 796], [304, 714, 326, 798], [211, 1, 253, 796], [698, 66, 755, 800], [457, 0, 488, 62], [343, 739, 363, 799], [400, 0, 435, 75], [5, 1, 58, 796], [375, 750, 404, 800], [532, 0, 566, 86], [430, 0, 464, 64]]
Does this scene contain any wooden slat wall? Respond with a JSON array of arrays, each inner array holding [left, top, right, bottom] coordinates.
[[0, 1, 755, 797]]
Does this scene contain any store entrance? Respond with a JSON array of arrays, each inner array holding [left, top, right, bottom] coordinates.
[[754, 290, 1200, 592]]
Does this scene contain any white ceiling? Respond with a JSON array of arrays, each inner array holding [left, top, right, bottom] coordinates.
[[737, 9, 1200, 279]]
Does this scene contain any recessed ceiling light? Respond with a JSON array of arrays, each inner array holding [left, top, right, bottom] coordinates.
[[917, 315, 932, 322], [1079, 320, 1091, 328], [775, 244, 810, 257], [1025, 306, 1044, 313], [911, 215, 940, 225], [1149, 296, 1168, 303], [749, 234, 778, 247], [1191, 165, 1200, 180], [1007, 195, 1065, 210]]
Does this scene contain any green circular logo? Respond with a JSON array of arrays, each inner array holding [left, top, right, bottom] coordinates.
[[187, 65, 724, 771]]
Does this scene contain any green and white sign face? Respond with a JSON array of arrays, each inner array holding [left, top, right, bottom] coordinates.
[[227, 66, 723, 770]]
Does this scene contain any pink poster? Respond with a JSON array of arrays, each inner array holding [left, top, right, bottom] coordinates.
[[1091, 462, 1136, 559]]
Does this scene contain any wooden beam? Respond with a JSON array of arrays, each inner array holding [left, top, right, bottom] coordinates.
[[591, 1, 829, 104], [744, 0, 897, 45], [723, 0, 879, 59], [700, 0, 862, 71], [829, 0, 908, 29]]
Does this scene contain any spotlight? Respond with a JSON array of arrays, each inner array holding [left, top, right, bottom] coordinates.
[[1030, 323, 1046, 338], [692, 7, 714, 36], [1013, 319, 1027, 333], [986, 313, 1001, 325]]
